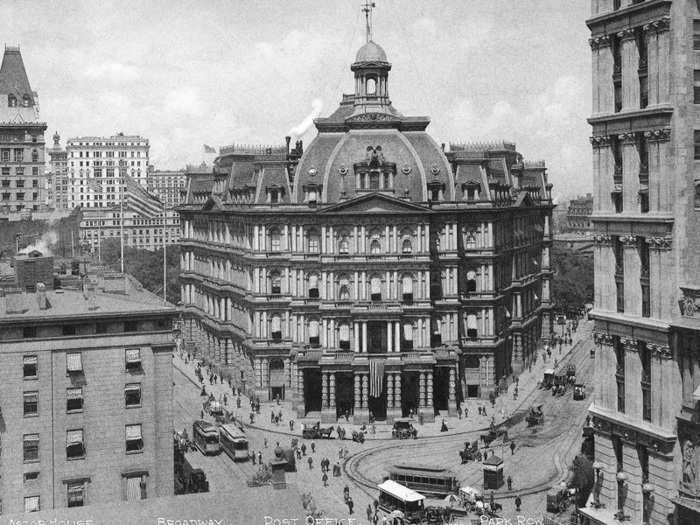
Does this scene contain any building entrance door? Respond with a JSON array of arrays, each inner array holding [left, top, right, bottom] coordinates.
[[368, 388, 387, 420], [335, 372, 354, 419], [401, 371, 419, 417], [434, 367, 450, 411], [303, 369, 322, 414]]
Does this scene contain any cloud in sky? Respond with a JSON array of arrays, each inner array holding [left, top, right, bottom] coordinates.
[[0, 0, 592, 197]]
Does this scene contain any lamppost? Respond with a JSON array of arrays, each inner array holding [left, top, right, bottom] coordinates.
[[615, 471, 630, 521], [591, 461, 603, 508], [642, 482, 654, 524]]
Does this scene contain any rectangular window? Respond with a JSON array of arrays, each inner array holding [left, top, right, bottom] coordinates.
[[67, 387, 83, 412], [125, 383, 142, 407], [125, 348, 142, 371], [23, 355, 38, 378], [615, 337, 626, 413], [23, 434, 39, 462], [62, 325, 77, 336], [640, 239, 650, 317], [66, 429, 85, 459], [67, 482, 85, 507], [14, 149, 23, 162], [125, 424, 143, 453], [124, 320, 138, 332], [23, 326, 36, 338], [640, 342, 652, 421], [695, 130, 700, 160], [614, 237, 625, 313], [23, 391, 38, 416], [24, 471, 39, 482], [695, 71, 700, 104], [694, 21, 700, 51], [66, 352, 83, 373], [24, 496, 40, 513], [16, 178, 24, 188]]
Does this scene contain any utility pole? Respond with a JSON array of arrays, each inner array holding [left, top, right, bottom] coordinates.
[[162, 200, 167, 305]]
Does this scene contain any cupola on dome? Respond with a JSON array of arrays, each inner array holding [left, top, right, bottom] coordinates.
[[355, 40, 388, 63]]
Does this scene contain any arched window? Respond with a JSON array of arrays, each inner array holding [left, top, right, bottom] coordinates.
[[271, 315, 282, 341], [466, 314, 478, 339], [370, 275, 382, 301], [308, 319, 320, 346], [22, 94, 31, 107], [370, 239, 381, 255], [307, 230, 320, 253], [339, 323, 350, 350], [338, 235, 349, 254], [31, 149, 38, 163], [307, 189, 318, 203], [269, 228, 281, 251], [8, 94, 16, 107], [308, 274, 319, 298], [269, 358, 284, 370], [270, 271, 281, 295], [402, 275, 414, 303], [403, 323, 413, 351], [366, 77, 377, 95], [338, 275, 351, 301], [402, 238, 412, 254], [466, 270, 477, 293], [464, 229, 477, 250]]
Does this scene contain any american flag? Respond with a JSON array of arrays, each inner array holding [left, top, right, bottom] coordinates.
[[369, 359, 384, 398], [123, 174, 162, 219]]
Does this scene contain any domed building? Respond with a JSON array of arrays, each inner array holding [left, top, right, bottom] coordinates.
[[178, 33, 554, 423]]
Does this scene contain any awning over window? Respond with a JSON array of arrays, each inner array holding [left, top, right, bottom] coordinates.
[[125, 348, 141, 363], [402, 275, 413, 294], [271, 315, 281, 332], [23, 355, 37, 365], [308, 320, 319, 338], [66, 429, 83, 445], [67, 388, 82, 399], [66, 353, 83, 372], [403, 323, 413, 341], [126, 425, 142, 440], [339, 323, 350, 341]]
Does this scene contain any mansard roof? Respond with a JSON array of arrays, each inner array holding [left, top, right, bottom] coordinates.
[[0, 47, 35, 105]]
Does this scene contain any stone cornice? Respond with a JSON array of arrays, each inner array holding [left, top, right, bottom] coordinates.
[[589, 404, 676, 453], [618, 132, 639, 144], [594, 331, 615, 346], [589, 35, 611, 50], [620, 235, 639, 247], [645, 236, 672, 250], [593, 234, 612, 246], [643, 15, 671, 34], [644, 128, 671, 143], [621, 336, 638, 350], [647, 343, 672, 360], [617, 28, 637, 41]]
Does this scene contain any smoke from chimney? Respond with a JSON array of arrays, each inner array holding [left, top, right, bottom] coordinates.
[[288, 98, 323, 138], [20, 230, 58, 256]]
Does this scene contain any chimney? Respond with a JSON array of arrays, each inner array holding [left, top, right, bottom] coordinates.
[[36, 282, 48, 310], [87, 282, 98, 311], [441, 143, 445, 152], [285, 136, 291, 156]]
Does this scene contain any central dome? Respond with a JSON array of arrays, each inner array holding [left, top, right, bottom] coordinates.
[[355, 40, 388, 63]]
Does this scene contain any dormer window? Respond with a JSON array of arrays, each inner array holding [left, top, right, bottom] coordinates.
[[370, 239, 381, 255], [8, 94, 16, 107], [366, 77, 377, 95], [22, 94, 31, 107], [427, 182, 444, 201], [402, 239, 412, 254]]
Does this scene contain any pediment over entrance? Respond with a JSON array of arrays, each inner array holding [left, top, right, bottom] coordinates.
[[318, 192, 430, 214]]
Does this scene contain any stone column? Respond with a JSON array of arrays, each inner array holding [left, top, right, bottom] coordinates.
[[394, 373, 402, 415], [362, 322, 368, 353], [354, 374, 361, 413], [419, 372, 426, 408], [620, 28, 639, 111], [448, 367, 457, 416], [620, 133, 640, 213], [354, 322, 360, 352], [321, 372, 328, 409], [425, 371, 434, 422], [395, 322, 401, 352], [387, 375, 394, 409], [622, 235, 641, 316], [387, 322, 393, 353], [322, 372, 336, 424], [622, 337, 641, 420]]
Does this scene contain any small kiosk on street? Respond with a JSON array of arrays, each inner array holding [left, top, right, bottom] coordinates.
[[483, 455, 504, 489]]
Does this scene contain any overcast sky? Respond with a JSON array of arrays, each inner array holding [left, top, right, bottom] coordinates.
[[1, 0, 592, 200]]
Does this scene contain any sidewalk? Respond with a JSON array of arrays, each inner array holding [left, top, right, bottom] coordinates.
[[173, 318, 593, 439]]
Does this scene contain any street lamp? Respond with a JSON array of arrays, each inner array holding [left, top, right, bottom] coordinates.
[[615, 471, 629, 521], [591, 462, 603, 508]]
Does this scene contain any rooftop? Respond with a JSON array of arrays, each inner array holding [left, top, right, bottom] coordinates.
[[0, 46, 35, 104]]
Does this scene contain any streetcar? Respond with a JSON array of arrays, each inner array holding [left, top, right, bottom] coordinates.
[[387, 464, 459, 497], [219, 423, 249, 461], [192, 420, 221, 455], [377, 479, 426, 521]]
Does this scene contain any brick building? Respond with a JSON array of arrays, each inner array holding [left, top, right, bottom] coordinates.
[[146, 168, 187, 210], [581, 1, 700, 524], [0, 261, 177, 513], [567, 193, 594, 232], [0, 46, 47, 217], [178, 29, 554, 423]]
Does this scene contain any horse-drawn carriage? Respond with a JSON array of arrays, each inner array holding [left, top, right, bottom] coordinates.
[[573, 384, 586, 400], [525, 405, 544, 427], [351, 430, 365, 443], [541, 369, 555, 389], [392, 419, 417, 440], [480, 423, 508, 446], [458, 441, 482, 463], [302, 422, 334, 439], [546, 484, 576, 514]]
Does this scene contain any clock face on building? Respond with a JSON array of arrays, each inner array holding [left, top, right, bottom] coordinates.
[[401, 164, 411, 175], [431, 165, 440, 176], [338, 165, 348, 175], [309, 168, 317, 177]]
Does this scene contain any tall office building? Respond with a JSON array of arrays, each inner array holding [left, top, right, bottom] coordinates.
[[0, 46, 47, 216], [65, 133, 149, 209], [147, 168, 187, 209], [47, 132, 69, 210], [178, 19, 554, 423], [581, 1, 700, 524]]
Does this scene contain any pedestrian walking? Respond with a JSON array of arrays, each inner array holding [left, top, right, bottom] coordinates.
[[257, 451, 262, 464], [301, 443, 307, 456], [366, 505, 373, 521], [200, 410, 204, 420], [289, 420, 294, 431], [264, 438, 268, 448], [308, 456, 313, 469], [507, 475, 513, 490], [251, 451, 256, 465], [373, 513, 379, 525], [249, 412, 255, 424], [347, 497, 354, 515], [296, 448, 302, 460], [278, 410, 283, 421], [515, 494, 522, 512], [510, 441, 516, 455], [322, 472, 328, 487], [457, 405, 462, 419], [311, 442, 316, 453]]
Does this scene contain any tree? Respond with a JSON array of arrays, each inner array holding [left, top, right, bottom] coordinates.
[[100, 238, 181, 304], [551, 245, 593, 313]]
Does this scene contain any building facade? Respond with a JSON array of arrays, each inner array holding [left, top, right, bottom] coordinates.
[[0, 46, 47, 217], [581, 1, 700, 525], [147, 168, 187, 210], [178, 37, 554, 423], [65, 133, 149, 209], [567, 193, 594, 232], [80, 206, 180, 253], [0, 259, 177, 514], [48, 131, 69, 210]]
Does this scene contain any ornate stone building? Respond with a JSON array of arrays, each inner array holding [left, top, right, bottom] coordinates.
[[567, 193, 594, 232], [581, 1, 700, 525], [178, 32, 553, 423]]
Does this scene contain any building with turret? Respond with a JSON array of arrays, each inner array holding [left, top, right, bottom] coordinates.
[[178, 17, 554, 423], [0, 46, 47, 217], [48, 132, 69, 210], [581, 1, 700, 525]]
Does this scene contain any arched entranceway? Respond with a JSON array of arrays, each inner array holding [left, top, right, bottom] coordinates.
[[304, 368, 322, 415], [269, 358, 285, 401], [401, 371, 419, 417], [434, 367, 450, 412], [335, 372, 354, 419]]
